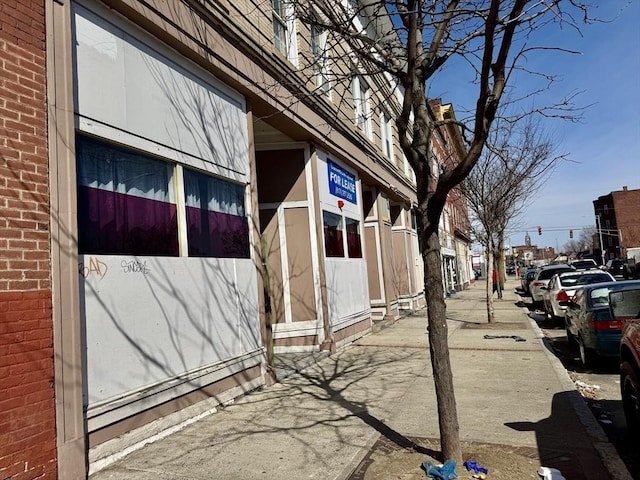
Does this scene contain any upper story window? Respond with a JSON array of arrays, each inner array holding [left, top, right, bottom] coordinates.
[[311, 25, 330, 96], [272, 0, 298, 65], [353, 76, 371, 138], [380, 108, 393, 159]]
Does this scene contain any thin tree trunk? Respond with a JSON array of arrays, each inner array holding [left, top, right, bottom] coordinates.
[[496, 234, 505, 297], [423, 230, 461, 463], [486, 237, 495, 323]]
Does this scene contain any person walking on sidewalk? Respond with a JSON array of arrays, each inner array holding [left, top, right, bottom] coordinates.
[[492, 269, 502, 299]]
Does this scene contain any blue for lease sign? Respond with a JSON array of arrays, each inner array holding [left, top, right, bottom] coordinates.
[[327, 160, 356, 204]]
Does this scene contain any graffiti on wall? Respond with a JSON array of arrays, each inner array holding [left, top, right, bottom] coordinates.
[[79, 257, 151, 279], [121, 260, 150, 275], [79, 257, 108, 279]]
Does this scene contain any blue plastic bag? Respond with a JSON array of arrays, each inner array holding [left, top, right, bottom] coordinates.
[[421, 459, 458, 479]]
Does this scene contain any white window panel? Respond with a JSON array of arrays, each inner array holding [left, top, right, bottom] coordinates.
[[353, 76, 371, 138]]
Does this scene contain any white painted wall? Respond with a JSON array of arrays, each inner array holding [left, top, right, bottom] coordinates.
[[324, 259, 370, 328], [80, 256, 261, 405], [74, 3, 249, 182]]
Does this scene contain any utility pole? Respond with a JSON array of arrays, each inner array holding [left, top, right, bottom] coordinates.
[[596, 214, 605, 263]]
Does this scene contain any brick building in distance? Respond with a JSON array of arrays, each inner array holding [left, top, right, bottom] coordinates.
[[593, 186, 640, 262]]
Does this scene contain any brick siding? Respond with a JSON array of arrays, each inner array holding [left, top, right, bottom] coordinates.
[[1, 1, 57, 478]]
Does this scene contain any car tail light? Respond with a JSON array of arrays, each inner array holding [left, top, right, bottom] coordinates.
[[533, 282, 544, 287], [589, 320, 623, 331], [556, 291, 570, 302]]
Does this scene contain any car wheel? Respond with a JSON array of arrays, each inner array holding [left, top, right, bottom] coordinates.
[[621, 361, 640, 432], [579, 336, 596, 368]]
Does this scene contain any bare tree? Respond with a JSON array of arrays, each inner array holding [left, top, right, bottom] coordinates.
[[465, 115, 564, 321], [296, 0, 592, 462], [562, 226, 594, 255]]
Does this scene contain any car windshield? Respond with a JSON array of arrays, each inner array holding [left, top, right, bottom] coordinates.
[[590, 287, 612, 306], [538, 267, 573, 280], [560, 273, 612, 287], [571, 260, 596, 269]]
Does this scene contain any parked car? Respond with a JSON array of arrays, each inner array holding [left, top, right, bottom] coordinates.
[[604, 259, 628, 278], [609, 285, 640, 431], [569, 259, 598, 270], [542, 269, 615, 322], [506, 263, 516, 275], [521, 267, 538, 294], [565, 280, 640, 367], [529, 264, 575, 307]]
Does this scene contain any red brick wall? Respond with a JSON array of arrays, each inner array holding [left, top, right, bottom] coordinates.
[[1, 1, 57, 478], [613, 189, 640, 252]]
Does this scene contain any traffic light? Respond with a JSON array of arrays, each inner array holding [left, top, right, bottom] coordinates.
[[537, 226, 542, 235], [569, 229, 573, 239]]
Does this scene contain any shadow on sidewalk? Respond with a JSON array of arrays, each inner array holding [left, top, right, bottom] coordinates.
[[506, 391, 611, 480], [290, 353, 442, 461]]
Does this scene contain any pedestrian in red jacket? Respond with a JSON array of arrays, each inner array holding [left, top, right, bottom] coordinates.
[[492, 269, 502, 299]]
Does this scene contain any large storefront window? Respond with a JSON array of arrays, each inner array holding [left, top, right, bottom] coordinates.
[[184, 168, 249, 258], [76, 136, 179, 256], [77, 135, 250, 258]]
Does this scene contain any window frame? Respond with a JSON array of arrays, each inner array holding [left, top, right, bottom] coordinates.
[[272, 0, 298, 65], [311, 25, 331, 96], [353, 76, 372, 138], [322, 209, 363, 259], [379, 107, 393, 158]]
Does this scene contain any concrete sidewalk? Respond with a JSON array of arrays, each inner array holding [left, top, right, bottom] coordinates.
[[90, 277, 631, 480]]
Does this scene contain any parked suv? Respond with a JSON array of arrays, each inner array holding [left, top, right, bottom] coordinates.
[[569, 259, 598, 270], [611, 285, 640, 432], [604, 259, 628, 278]]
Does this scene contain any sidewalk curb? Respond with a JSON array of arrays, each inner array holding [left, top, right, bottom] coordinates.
[[516, 291, 633, 480]]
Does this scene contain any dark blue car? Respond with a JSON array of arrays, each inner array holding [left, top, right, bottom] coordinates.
[[565, 280, 640, 367]]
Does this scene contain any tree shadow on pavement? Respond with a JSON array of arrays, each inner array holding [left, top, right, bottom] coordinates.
[[505, 391, 611, 480]]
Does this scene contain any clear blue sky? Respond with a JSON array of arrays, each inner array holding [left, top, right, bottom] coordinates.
[[428, 1, 640, 252]]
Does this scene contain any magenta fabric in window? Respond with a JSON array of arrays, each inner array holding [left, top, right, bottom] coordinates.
[[323, 226, 344, 257], [78, 186, 179, 256], [345, 218, 362, 258], [76, 135, 179, 256], [183, 168, 249, 258], [186, 206, 249, 258], [323, 211, 344, 257]]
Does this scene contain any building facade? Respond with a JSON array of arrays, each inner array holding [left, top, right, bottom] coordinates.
[[1, 1, 470, 478], [593, 186, 640, 261], [430, 100, 473, 293]]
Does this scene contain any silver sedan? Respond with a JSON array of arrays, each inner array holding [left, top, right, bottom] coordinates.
[[542, 269, 615, 322]]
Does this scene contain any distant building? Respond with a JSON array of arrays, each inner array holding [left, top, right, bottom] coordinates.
[[593, 186, 640, 261], [512, 245, 556, 265]]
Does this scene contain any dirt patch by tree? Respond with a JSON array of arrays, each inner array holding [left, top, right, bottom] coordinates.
[[349, 436, 589, 480]]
